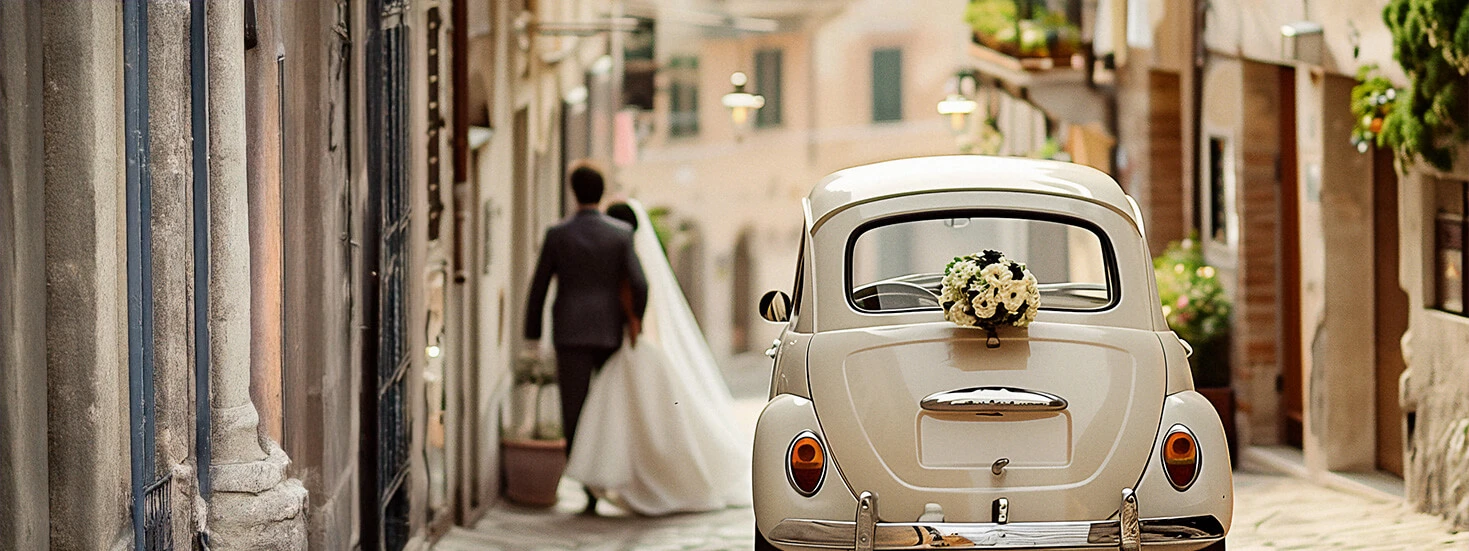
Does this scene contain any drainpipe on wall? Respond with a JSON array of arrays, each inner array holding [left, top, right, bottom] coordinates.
[[122, 0, 162, 547], [190, 0, 213, 512]]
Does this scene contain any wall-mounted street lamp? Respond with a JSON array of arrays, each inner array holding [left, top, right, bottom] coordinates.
[[937, 94, 978, 134], [721, 72, 765, 139], [938, 72, 981, 152]]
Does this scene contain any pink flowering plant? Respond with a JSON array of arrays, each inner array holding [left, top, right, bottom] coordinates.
[[1154, 237, 1232, 385]]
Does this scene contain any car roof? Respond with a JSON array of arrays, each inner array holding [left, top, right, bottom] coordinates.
[[805, 156, 1137, 232]]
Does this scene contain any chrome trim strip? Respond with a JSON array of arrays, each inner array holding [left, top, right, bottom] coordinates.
[[920, 386, 1068, 413], [766, 515, 1225, 550]]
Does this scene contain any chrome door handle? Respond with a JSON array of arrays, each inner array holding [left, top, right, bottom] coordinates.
[[764, 338, 781, 359], [920, 386, 1068, 413]]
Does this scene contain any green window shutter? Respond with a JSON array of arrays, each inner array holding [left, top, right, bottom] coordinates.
[[872, 48, 902, 122], [755, 49, 783, 127], [668, 56, 700, 137]]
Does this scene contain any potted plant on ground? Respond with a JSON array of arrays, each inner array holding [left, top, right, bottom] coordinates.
[[500, 353, 566, 507], [1154, 236, 1237, 462]]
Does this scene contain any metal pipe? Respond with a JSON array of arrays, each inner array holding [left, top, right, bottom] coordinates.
[[123, 0, 156, 547], [190, 0, 213, 501]]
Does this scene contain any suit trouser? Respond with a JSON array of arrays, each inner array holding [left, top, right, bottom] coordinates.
[[555, 345, 619, 456]]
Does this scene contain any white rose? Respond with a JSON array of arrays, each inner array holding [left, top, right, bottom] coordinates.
[[970, 286, 999, 319], [999, 278, 1029, 311], [947, 302, 977, 326]]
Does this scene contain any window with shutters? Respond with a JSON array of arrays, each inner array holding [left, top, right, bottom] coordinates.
[[755, 49, 783, 128], [668, 56, 699, 138], [1435, 180, 1467, 315], [872, 48, 902, 122]]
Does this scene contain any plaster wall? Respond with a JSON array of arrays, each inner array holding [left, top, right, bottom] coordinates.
[[1201, 0, 1404, 81], [1136, 0, 1193, 73], [275, 1, 360, 547], [1296, 71, 1381, 473], [0, 0, 50, 546], [467, 0, 519, 513], [40, 1, 132, 548]]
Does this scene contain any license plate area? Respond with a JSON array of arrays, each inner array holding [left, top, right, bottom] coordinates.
[[917, 412, 1072, 468]]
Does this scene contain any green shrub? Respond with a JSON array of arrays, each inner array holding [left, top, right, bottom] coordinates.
[[1154, 237, 1232, 386]]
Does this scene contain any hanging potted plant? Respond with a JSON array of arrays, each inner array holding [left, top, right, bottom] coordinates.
[[500, 353, 566, 507], [1154, 236, 1237, 461]]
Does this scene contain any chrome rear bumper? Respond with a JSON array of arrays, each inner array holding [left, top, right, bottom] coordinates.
[[765, 489, 1224, 550]]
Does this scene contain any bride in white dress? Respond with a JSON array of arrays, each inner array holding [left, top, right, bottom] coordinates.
[[564, 199, 752, 515]]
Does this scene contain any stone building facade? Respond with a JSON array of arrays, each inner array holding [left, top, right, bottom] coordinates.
[[1113, 0, 1467, 529]]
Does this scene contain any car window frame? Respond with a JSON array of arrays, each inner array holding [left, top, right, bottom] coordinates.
[[842, 208, 1123, 315]]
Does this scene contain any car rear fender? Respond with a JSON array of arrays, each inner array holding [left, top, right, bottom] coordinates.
[[1134, 390, 1234, 533], [754, 394, 858, 539]]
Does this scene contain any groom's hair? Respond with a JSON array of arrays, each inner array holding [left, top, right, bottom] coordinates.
[[570, 165, 605, 205]]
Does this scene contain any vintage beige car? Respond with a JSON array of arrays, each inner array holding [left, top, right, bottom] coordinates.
[[753, 156, 1232, 551]]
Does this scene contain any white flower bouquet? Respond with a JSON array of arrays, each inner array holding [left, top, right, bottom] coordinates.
[[940, 249, 1040, 330]]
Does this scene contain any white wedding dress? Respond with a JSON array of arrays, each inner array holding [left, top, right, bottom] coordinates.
[[564, 200, 752, 516]]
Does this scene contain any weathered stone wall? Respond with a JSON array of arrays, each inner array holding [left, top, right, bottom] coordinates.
[[0, 0, 51, 546], [1397, 154, 1469, 528]]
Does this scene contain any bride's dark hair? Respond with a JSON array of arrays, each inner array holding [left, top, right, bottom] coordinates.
[[606, 202, 638, 231]]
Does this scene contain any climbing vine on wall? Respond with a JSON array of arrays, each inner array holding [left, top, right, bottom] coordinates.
[[1377, 0, 1469, 170]]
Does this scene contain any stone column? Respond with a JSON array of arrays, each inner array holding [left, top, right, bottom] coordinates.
[[0, 0, 50, 547], [41, 2, 132, 549], [204, 0, 307, 548], [147, 0, 200, 544]]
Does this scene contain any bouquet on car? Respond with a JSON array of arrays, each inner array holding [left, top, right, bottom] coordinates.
[[940, 249, 1040, 329]]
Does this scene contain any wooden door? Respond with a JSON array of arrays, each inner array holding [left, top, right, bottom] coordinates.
[[1373, 146, 1408, 476], [1278, 66, 1304, 448]]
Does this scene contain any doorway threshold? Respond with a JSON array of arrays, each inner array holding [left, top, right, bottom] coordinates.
[[1241, 445, 1405, 502]]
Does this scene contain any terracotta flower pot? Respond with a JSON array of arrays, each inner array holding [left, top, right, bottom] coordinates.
[[501, 438, 567, 507]]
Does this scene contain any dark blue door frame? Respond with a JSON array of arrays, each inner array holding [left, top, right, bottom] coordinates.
[[122, 0, 171, 549]]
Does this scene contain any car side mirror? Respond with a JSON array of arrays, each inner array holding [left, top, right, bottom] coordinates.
[[759, 290, 792, 323]]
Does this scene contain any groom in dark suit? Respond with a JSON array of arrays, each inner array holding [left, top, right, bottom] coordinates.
[[524, 165, 647, 513]]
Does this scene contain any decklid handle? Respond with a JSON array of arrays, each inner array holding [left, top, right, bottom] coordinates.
[[920, 386, 1068, 413]]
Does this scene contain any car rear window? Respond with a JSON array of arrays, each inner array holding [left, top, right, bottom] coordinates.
[[849, 214, 1114, 313]]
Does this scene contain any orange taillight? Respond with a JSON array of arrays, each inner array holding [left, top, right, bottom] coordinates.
[[1163, 426, 1199, 490], [788, 433, 825, 496]]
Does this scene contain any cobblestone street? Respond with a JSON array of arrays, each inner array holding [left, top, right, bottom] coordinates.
[[434, 355, 1469, 550]]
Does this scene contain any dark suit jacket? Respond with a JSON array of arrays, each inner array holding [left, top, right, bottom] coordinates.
[[524, 210, 648, 349]]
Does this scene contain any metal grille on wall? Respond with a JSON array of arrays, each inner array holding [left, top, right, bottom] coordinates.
[[363, 0, 412, 549]]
